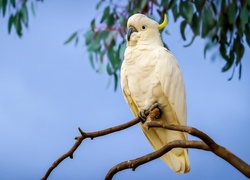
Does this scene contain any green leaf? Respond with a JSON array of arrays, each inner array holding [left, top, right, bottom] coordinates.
[[98, 30, 109, 40], [236, 45, 244, 65], [240, 6, 248, 24], [160, 0, 168, 7], [222, 60, 234, 72], [247, 0, 250, 6], [210, 1, 217, 15], [89, 53, 95, 69], [1, 0, 7, 16], [139, 0, 148, 9], [15, 15, 22, 37], [204, 41, 213, 59], [168, 0, 177, 10], [194, 0, 204, 12], [116, 45, 121, 66], [228, 4, 237, 24], [180, 20, 187, 41], [218, 10, 227, 27], [180, 1, 194, 23], [212, 34, 219, 43], [171, 3, 179, 22], [219, 43, 228, 61], [222, 62, 234, 72], [74, 36, 79, 46], [91, 19, 95, 31], [120, 17, 127, 28], [10, 0, 15, 8], [100, 50, 105, 62], [113, 72, 118, 91], [100, 6, 110, 23], [104, 30, 116, 45], [229, 48, 235, 62], [239, 62, 242, 80], [84, 30, 94, 45], [245, 24, 250, 46], [184, 35, 195, 47], [190, 12, 200, 35], [107, 44, 116, 68], [106, 63, 113, 75], [220, 0, 226, 12], [96, 1, 102, 10], [219, 26, 228, 44], [8, 15, 15, 33], [21, 5, 29, 27], [88, 40, 101, 52], [31, 2, 36, 16], [221, 48, 234, 73], [201, 7, 214, 37], [107, 14, 115, 27], [233, 37, 244, 65], [228, 65, 235, 80], [64, 32, 77, 44], [119, 41, 126, 60], [239, 6, 248, 31]]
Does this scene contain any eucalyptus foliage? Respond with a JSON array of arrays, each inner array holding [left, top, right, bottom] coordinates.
[[0, 0, 42, 36], [66, 0, 250, 89], [1, 0, 249, 90]]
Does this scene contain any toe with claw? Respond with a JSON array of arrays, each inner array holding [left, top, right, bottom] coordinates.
[[149, 103, 162, 119], [138, 109, 148, 123]]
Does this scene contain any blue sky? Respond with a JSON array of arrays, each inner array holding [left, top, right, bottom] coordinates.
[[0, 1, 249, 180]]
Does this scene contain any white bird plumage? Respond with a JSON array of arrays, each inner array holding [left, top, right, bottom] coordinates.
[[120, 13, 190, 173]]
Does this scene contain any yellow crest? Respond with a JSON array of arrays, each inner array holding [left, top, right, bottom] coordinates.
[[158, 14, 168, 30]]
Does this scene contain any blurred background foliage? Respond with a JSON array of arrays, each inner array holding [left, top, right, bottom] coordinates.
[[0, 0, 43, 36], [1, 0, 249, 90]]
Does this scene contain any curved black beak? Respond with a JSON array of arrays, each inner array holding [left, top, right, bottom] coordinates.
[[127, 26, 138, 41]]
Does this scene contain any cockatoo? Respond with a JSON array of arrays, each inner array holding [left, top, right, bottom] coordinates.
[[120, 13, 190, 173]]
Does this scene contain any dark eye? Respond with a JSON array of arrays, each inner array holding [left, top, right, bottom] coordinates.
[[142, 25, 146, 30]]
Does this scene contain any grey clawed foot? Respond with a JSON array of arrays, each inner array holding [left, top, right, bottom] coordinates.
[[149, 102, 162, 119], [139, 103, 162, 123], [139, 109, 147, 123]]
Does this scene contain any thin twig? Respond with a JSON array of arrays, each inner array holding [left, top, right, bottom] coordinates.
[[41, 118, 140, 180]]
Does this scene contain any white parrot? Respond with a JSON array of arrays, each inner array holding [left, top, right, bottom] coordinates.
[[120, 13, 190, 173]]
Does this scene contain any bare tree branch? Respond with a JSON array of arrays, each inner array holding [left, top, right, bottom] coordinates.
[[42, 107, 250, 179], [105, 121, 250, 179], [147, 121, 250, 178], [41, 118, 140, 180], [105, 140, 209, 180]]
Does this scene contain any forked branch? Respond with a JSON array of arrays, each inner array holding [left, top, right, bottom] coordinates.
[[105, 121, 250, 179], [41, 118, 140, 180], [41, 108, 250, 180], [147, 121, 250, 178]]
